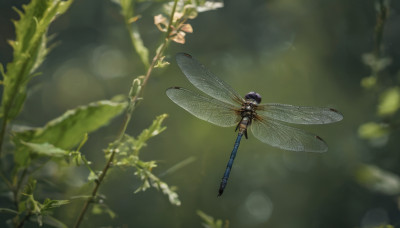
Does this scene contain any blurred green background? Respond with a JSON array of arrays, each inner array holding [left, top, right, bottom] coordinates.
[[1, 0, 400, 227]]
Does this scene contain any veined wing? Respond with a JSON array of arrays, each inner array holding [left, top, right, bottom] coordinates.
[[251, 118, 328, 152], [166, 87, 240, 127], [256, 103, 343, 125], [176, 53, 243, 107]]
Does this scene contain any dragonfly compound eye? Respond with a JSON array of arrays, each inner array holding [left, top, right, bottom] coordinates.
[[245, 91, 262, 104]]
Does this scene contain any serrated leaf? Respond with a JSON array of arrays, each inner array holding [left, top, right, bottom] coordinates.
[[158, 181, 181, 206], [1, 0, 73, 122], [109, 114, 179, 205], [134, 114, 167, 153], [13, 100, 126, 166], [133, 166, 181, 206], [15, 100, 127, 150]]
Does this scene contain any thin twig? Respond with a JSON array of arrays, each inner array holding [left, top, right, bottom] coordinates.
[[0, 169, 12, 189], [73, 1, 179, 227], [16, 211, 32, 228]]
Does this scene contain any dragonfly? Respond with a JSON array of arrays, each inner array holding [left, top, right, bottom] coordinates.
[[166, 53, 343, 196]]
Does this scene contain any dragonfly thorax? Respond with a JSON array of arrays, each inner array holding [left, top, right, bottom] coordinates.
[[237, 103, 256, 139], [240, 103, 257, 119]]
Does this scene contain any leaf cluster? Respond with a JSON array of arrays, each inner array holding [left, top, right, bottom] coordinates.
[[0, 0, 226, 227], [358, 0, 400, 146]]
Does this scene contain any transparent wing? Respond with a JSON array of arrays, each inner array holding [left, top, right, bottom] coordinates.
[[176, 53, 244, 107], [166, 87, 240, 127], [251, 118, 328, 152], [256, 103, 343, 125]]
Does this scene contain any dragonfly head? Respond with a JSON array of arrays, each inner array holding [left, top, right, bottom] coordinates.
[[245, 91, 262, 104]]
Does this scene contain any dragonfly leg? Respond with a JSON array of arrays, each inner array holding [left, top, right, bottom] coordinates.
[[235, 122, 240, 132]]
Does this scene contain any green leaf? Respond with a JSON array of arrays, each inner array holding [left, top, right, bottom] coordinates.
[[0, 208, 19, 215], [113, 114, 168, 161], [355, 164, 400, 195], [110, 114, 179, 205], [129, 75, 145, 98], [158, 181, 181, 206], [362, 53, 392, 73], [130, 24, 150, 69], [134, 164, 181, 206], [13, 100, 126, 166], [92, 204, 116, 219], [361, 76, 377, 89], [21, 142, 68, 157], [41, 199, 70, 212], [18, 180, 69, 226], [41, 215, 68, 228], [358, 122, 389, 140], [197, 210, 227, 228], [154, 56, 170, 68], [134, 114, 168, 154], [358, 122, 389, 147], [113, 0, 149, 68], [23, 178, 37, 195], [195, 0, 224, 13], [87, 170, 99, 182], [1, 0, 73, 122], [377, 87, 400, 116], [15, 100, 127, 150]]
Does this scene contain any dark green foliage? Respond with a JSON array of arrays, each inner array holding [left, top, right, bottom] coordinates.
[[0, 0, 73, 123]]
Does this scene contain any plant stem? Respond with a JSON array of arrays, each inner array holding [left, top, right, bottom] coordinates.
[[11, 168, 28, 226], [373, 0, 389, 58], [16, 211, 32, 228], [0, 120, 7, 157], [0, 169, 12, 189], [73, 148, 116, 228], [116, 0, 178, 142], [73, 1, 179, 227]]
